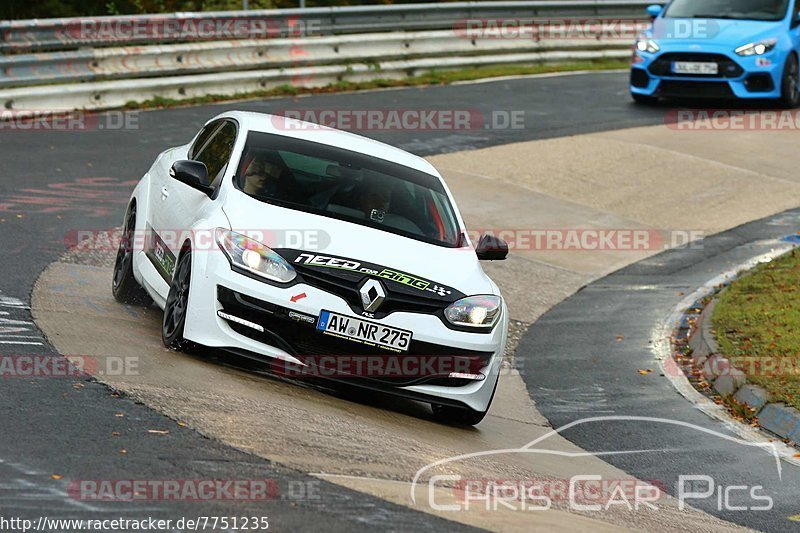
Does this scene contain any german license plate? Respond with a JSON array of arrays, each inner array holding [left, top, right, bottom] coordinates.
[[672, 61, 718, 75], [316, 310, 412, 353]]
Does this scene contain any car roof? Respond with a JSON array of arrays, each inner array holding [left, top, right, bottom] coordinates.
[[214, 110, 441, 178]]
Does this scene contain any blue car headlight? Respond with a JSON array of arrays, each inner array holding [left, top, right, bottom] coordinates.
[[735, 38, 777, 56], [215, 228, 297, 283], [444, 295, 502, 329], [636, 38, 660, 54]]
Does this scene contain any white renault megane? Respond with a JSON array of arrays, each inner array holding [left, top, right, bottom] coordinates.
[[112, 111, 509, 425]]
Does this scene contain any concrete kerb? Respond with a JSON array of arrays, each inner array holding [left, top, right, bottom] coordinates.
[[676, 259, 800, 447]]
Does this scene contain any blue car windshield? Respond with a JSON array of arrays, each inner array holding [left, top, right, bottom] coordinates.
[[664, 0, 789, 21]]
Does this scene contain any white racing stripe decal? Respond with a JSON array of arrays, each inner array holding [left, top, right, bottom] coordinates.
[[0, 292, 44, 347]]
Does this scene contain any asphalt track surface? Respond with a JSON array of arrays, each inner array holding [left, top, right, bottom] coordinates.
[[520, 211, 800, 533], [0, 70, 784, 530]]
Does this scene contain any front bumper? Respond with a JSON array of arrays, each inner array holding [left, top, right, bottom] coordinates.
[[183, 249, 507, 412], [630, 46, 785, 99]]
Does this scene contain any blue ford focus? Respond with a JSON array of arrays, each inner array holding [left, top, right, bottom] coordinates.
[[630, 0, 800, 107]]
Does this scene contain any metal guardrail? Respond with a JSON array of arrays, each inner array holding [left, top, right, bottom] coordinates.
[[0, 1, 651, 110], [0, 27, 645, 89], [0, 48, 632, 112], [0, 1, 651, 53]]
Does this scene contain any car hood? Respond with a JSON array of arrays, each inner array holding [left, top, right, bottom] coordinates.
[[221, 191, 497, 300], [650, 18, 782, 48]]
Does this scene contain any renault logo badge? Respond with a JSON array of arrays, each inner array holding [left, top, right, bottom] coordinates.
[[359, 279, 386, 312]]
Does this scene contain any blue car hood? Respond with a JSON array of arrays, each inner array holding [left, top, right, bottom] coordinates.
[[649, 17, 782, 47]]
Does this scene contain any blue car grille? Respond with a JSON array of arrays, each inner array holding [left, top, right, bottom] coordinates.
[[656, 80, 736, 99], [649, 53, 744, 79]]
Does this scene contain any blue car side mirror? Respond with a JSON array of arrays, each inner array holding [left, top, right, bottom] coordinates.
[[646, 4, 663, 18]]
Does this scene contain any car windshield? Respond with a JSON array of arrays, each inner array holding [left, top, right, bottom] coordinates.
[[664, 0, 789, 20], [234, 131, 462, 248]]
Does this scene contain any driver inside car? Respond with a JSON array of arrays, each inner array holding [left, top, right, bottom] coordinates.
[[242, 155, 284, 197], [241, 152, 304, 204]]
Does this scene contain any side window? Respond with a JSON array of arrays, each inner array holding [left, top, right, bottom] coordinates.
[[189, 121, 219, 159], [193, 121, 237, 188]]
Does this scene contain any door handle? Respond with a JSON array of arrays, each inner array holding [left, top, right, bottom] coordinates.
[[161, 186, 169, 199]]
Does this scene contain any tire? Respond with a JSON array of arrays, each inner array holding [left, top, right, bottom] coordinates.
[[779, 54, 800, 109], [631, 92, 658, 106], [112, 205, 152, 306], [162, 246, 198, 352]]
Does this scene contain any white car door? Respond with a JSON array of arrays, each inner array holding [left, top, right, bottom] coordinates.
[[143, 121, 214, 286], [156, 119, 238, 281]]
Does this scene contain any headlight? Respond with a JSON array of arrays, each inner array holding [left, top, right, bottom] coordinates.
[[735, 38, 777, 56], [215, 228, 296, 283], [635, 38, 660, 54], [444, 295, 502, 329]]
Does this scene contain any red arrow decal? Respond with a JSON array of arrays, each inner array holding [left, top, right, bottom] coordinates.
[[290, 292, 307, 303]]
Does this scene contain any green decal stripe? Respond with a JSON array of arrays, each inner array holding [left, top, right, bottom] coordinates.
[[377, 268, 430, 291]]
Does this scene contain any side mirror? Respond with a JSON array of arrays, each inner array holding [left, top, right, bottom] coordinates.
[[646, 4, 663, 18], [476, 234, 508, 261], [170, 160, 212, 195]]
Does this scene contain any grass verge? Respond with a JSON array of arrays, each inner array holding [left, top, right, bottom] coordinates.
[[712, 249, 800, 410], [123, 59, 628, 110]]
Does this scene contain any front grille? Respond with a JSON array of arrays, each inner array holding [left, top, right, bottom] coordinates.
[[649, 53, 743, 79], [630, 68, 650, 88], [217, 286, 494, 387], [656, 80, 736, 99], [298, 267, 446, 318]]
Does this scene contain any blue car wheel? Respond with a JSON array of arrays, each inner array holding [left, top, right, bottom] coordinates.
[[780, 54, 800, 108]]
